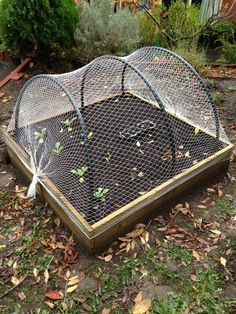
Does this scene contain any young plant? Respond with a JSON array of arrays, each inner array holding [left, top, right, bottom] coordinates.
[[53, 142, 64, 156], [61, 117, 77, 132], [80, 131, 94, 145], [94, 187, 109, 202], [34, 127, 46, 144], [71, 166, 88, 183]]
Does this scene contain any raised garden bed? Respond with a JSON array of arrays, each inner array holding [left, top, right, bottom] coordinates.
[[3, 47, 234, 250]]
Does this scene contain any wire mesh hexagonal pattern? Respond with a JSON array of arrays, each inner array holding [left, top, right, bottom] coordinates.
[[8, 47, 229, 224]]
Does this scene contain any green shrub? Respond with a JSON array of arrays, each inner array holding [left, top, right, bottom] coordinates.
[[217, 40, 236, 64], [202, 20, 235, 44], [174, 45, 208, 72], [0, 0, 79, 58], [75, 0, 140, 63], [136, 1, 201, 49], [136, 7, 162, 46]]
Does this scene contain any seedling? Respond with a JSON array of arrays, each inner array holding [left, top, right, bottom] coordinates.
[[61, 117, 77, 132], [71, 165, 88, 183], [94, 187, 109, 202], [80, 131, 94, 144], [53, 142, 64, 156], [34, 127, 46, 144]]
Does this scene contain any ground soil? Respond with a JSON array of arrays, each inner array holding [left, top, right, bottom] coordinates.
[[0, 60, 235, 313]]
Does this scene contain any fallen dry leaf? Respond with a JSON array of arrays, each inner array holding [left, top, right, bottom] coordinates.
[[134, 291, 143, 304], [11, 276, 19, 286], [45, 301, 55, 309], [18, 291, 26, 300], [45, 291, 64, 300], [101, 308, 111, 314], [33, 267, 38, 278], [220, 256, 227, 267], [217, 187, 224, 197], [126, 228, 144, 238], [104, 254, 113, 262], [197, 205, 207, 209], [98, 254, 113, 262], [66, 284, 78, 293], [132, 299, 152, 314], [68, 277, 81, 286], [192, 250, 201, 261], [192, 286, 199, 293], [2, 95, 12, 103], [44, 269, 49, 284], [54, 217, 60, 228], [190, 274, 198, 282], [210, 229, 221, 236]]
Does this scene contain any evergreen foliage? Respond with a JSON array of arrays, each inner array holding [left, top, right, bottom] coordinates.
[[0, 0, 79, 58]]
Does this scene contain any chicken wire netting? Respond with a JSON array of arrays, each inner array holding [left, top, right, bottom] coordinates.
[[8, 47, 229, 224]]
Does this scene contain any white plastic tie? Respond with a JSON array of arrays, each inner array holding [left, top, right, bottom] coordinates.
[[26, 173, 38, 198]]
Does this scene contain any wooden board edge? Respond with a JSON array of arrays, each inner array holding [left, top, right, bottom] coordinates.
[[92, 143, 234, 234]]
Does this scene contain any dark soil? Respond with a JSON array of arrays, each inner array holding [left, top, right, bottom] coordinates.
[[12, 94, 224, 224]]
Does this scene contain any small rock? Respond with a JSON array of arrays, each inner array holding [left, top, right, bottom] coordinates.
[[165, 260, 179, 272], [77, 276, 98, 292], [154, 285, 173, 301]]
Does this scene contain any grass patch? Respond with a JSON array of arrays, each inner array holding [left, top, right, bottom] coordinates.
[[115, 256, 147, 285], [216, 198, 235, 215], [163, 243, 194, 265], [150, 292, 188, 314]]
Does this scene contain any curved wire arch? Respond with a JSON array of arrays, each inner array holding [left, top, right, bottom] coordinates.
[[127, 46, 220, 140], [13, 75, 95, 200], [79, 54, 177, 164]]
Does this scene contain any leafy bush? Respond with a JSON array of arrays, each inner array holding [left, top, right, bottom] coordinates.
[[136, 1, 201, 49], [202, 20, 235, 44], [174, 46, 208, 72], [217, 41, 236, 64], [75, 0, 140, 63], [0, 0, 79, 58], [136, 8, 161, 46]]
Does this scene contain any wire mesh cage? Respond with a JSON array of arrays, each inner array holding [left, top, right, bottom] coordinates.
[[5, 47, 233, 249]]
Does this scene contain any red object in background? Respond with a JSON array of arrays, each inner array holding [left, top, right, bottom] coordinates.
[[0, 58, 31, 98], [222, 0, 236, 20], [0, 51, 11, 61]]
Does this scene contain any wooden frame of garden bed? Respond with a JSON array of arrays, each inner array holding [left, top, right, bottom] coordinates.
[[3, 129, 234, 251]]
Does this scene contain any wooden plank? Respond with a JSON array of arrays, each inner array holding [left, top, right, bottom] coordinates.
[[92, 143, 233, 234]]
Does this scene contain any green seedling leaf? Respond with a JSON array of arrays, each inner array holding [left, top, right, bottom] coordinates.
[[61, 117, 77, 132], [87, 131, 94, 140], [34, 127, 46, 144], [53, 142, 64, 156], [71, 165, 88, 183], [80, 131, 93, 145], [94, 187, 109, 202], [0, 245, 6, 252], [71, 169, 78, 176], [194, 127, 200, 135]]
